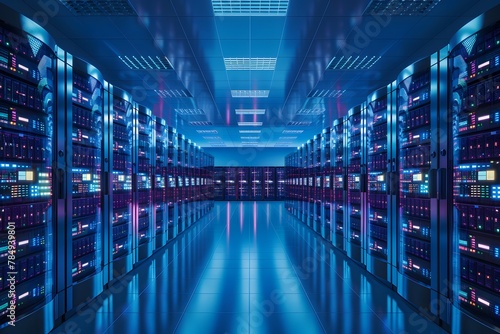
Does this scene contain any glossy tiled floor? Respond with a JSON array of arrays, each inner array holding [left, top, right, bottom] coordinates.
[[50, 202, 447, 334]]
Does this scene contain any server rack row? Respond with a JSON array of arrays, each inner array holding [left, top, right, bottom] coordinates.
[[0, 9, 214, 332], [212, 167, 286, 201], [285, 7, 500, 333]]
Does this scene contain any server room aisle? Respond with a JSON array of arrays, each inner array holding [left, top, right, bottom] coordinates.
[[51, 202, 446, 334]]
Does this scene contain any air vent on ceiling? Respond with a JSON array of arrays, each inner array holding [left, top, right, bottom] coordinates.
[[307, 89, 346, 98], [363, 0, 442, 16], [238, 122, 263, 126], [119, 56, 173, 70], [197, 130, 218, 134], [58, 0, 137, 15], [239, 130, 262, 134], [287, 121, 311, 126], [282, 129, 304, 134], [224, 58, 277, 70], [231, 90, 270, 98], [212, 0, 289, 16], [155, 89, 192, 98], [296, 108, 325, 115], [327, 56, 381, 70], [235, 109, 266, 115], [175, 109, 205, 115], [190, 121, 213, 126]]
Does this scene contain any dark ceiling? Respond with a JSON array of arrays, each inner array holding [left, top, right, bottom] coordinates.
[[1, 0, 499, 149]]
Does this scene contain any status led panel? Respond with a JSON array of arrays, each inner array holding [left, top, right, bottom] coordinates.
[[449, 17, 500, 327], [154, 117, 167, 248], [333, 118, 345, 250], [0, 21, 55, 324], [367, 90, 389, 260], [110, 88, 133, 263], [136, 105, 152, 260], [397, 60, 433, 287], [70, 64, 103, 283]]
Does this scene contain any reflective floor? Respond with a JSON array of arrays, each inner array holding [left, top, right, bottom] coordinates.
[[50, 202, 446, 334]]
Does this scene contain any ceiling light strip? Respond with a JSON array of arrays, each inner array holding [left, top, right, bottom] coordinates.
[[239, 130, 262, 134], [212, 0, 289, 16], [224, 58, 277, 70], [238, 122, 263, 126], [231, 90, 269, 98], [235, 109, 266, 115]]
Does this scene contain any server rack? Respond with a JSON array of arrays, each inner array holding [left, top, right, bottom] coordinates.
[[166, 126, 177, 239], [313, 134, 322, 234], [176, 133, 185, 233], [107, 85, 133, 280], [395, 54, 442, 314], [154, 117, 167, 250], [250, 167, 263, 200], [366, 86, 392, 282], [276, 167, 286, 200], [238, 167, 250, 200], [0, 13, 57, 331], [332, 118, 346, 250], [449, 8, 500, 332], [213, 167, 225, 200], [225, 167, 237, 200], [135, 105, 153, 262], [263, 167, 276, 200], [321, 127, 332, 241]]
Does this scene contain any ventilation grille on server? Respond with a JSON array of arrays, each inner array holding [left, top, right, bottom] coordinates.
[[58, 0, 137, 15], [363, 0, 442, 16]]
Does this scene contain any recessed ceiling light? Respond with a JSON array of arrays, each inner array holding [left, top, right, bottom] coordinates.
[[239, 130, 262, 134], [327, 56, 381, 70], [231, 90, 269, 98], [155, 89, 192, 98], [119, 55, 174, 70], [241, 136, 260, 140], [212, 0, 289, 16], [196, 130, 218, 134], [363, 0, 442, 16], [58, 0, 137, 15], [235, 109, 266, 115], [287, 121, 311, 126], [175, 109, 205, 115], [203, 136, 222, 140], [238, 122, 263, 126], [307, 89, 346, 98], [279, 136, 297, 140], [190, 121, 213, 126], [224, 58, 277, 70], [282, 130, 304, 134]]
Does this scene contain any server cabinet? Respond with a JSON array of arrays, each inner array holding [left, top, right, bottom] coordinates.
[[135, 105, 153, 262], [176, 133, 185, 233], [276, 167, 286, 200], [166, 126, 177, 239], [107, 85, 133, 280], [154, 117, 167, 249], [366, 86, 392, 282], [250, 167, 263, 200], [346, 104, 367, 265], [313, 134, 322, 234], [298, 145, 306, 223], [0, 13, 57, 331], [264, 167, 276, 200], [62, 55, 106, 310], [225, 167, 237, 200], [332, 118, 346, 250], [186, 139, 194, 228], [238, 167, 250, 200], [321, 127, 332, 241], [396, 55, 441, 314], [449, 7, 500, 332], [213, 167, 225, 200]]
